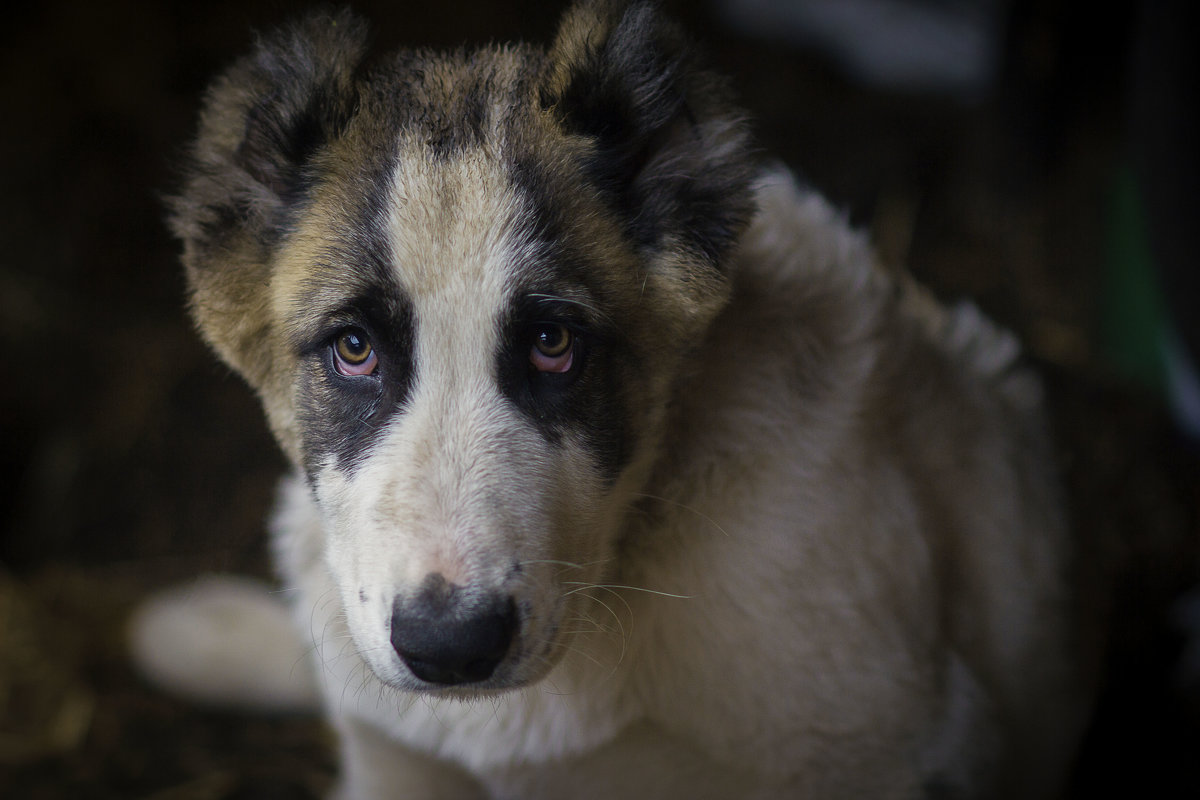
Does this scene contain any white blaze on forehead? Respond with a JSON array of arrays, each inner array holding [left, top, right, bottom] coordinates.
[[335, 144, 545, 580], [384, 141, 529, 358]]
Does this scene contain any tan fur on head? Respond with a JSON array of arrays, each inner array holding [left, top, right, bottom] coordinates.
[[169, 2, 754, 465]]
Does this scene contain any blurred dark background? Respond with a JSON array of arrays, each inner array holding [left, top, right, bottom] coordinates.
[[2, 0, 1197, 797]]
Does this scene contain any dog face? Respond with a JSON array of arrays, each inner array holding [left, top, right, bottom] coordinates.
[[171, 1, 753, 693]]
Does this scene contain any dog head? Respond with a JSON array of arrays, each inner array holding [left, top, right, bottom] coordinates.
[[170, 0, 754, 693]]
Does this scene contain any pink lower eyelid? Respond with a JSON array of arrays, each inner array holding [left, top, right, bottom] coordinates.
[[531, 348, 573, 373], [337, 352, 378, 376]]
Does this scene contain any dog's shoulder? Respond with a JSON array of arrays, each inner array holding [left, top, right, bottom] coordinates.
[[613, 167, 1077, 791]]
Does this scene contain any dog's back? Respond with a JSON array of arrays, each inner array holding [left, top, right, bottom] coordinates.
[[595, 172, 1090, 797]]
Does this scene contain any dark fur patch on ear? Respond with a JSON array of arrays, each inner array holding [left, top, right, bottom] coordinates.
[[237, 77, 354, 207], [541, 0, 755, 266], [169, 8, 368, 262]]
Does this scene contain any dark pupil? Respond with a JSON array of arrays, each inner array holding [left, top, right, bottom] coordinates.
[[537, 326, 566, 353], [341, 332, 368, 359]]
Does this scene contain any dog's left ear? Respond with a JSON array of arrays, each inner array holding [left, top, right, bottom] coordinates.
[[541, 0, 755, 273]]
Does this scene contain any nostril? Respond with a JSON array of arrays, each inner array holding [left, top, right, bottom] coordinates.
[[389, 576, 517, 686]]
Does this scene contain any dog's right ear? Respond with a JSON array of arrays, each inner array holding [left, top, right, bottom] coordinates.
[[169, 9, 368, 384]]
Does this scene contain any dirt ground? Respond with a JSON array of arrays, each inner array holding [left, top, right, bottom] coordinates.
[[2, 1, 1198, 797]]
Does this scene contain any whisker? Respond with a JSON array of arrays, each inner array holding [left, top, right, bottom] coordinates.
[[570, 590, 628, 672], [562, 581, 694, 600], [550, 640, 612, 672], [633, 492, 732, 538], [518, 557, 614, 574]]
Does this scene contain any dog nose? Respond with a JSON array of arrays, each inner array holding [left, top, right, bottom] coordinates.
[[390, 574, 516, 685]]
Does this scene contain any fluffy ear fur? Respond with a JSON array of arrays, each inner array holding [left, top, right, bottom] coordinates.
[[168, 8, 368, 384], [540, 0, 755, 273], [179, 0, 752, 274]]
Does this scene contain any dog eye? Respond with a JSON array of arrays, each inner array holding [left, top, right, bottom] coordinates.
[[529, 324, 574, 373], [332, 329, 378, 376]]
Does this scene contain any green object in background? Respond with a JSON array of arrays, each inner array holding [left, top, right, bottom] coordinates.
[[1103, 165, 1169, 393], [1104, 165, 1200, 441]]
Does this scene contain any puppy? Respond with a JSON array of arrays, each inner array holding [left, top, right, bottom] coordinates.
[[132, 1, 1095, 797]]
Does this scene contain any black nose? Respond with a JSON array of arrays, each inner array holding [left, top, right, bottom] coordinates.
[[390, 574, 516, 685]]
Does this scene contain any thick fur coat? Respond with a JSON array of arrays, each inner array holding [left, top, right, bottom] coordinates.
[[133, 2, 1095, 797]]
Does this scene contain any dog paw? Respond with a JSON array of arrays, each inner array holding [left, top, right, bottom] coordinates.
[[128, 574, 319, 712]]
